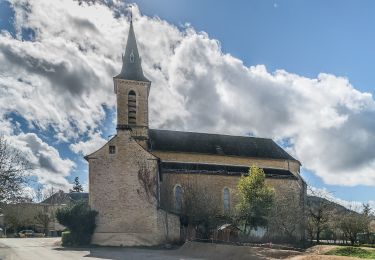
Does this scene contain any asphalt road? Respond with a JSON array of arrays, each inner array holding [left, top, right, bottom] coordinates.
[[0, 238, 200, 260]]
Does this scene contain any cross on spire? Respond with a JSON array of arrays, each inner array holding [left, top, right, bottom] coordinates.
[[129, 5, 133, 22]]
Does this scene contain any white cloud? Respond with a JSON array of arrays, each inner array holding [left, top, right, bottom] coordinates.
[[6, 133, 74, 190], [1, 0, 375, 188], [81, 181, 89, 193], [69, 131, 107, 155], [19, 185, 36, 201], [1, 0, 119, 139]]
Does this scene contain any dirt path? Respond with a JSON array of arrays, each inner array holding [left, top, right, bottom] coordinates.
[[174, 241, 303, 259], [0, 239, 303, 260], [0, 238, 367, 260], [289, 245, 364, 260]]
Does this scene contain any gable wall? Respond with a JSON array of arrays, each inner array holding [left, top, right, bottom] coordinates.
[[87, 130, 179, 246]]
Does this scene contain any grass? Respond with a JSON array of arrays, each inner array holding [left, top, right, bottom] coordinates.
[[325, 246, 375, 259]]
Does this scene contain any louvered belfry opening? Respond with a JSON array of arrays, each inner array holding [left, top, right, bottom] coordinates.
[[128, 90, 137, 125]]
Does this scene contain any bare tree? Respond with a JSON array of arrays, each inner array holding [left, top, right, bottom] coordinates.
[[340, 211, 368, 245], [3, 205, 24, 233], [306, 187, 333, 244], [161, 175, 222, 239], [369, 219, 375, 245], [34, 206, 51, 235], [0, 135, 31, 203], [41, 187, 62, 232], [268, 183, 304, 242], [181, 180, 222, 239], [361, 203, 373, 244], [4, 203, 36, 233]]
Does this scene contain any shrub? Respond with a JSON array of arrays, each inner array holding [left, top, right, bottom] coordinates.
[[56, 201, 98, 246], [61, 231, 73, 247]]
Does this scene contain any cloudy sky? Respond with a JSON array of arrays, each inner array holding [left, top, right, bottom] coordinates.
[[0, 0, 374, 208]]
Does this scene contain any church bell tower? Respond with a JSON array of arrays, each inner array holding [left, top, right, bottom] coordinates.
[[114, 19, 151, 142]]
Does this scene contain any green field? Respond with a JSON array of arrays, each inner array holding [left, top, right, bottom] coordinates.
[[325, 246, 375, 259]]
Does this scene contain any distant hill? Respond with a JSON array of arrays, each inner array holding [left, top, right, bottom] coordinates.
[[307, 195, 356, 215], [41, 191, 88, 205]]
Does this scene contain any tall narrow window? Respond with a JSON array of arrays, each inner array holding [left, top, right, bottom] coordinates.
[[128, 90, 136, 125], [175, 185, 183, 213], [223, 187, 230, 213]]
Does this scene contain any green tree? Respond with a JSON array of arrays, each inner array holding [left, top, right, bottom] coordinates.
[[56, 201, 97, 246], [70, 177, 83, 193], [236, 165, 275, 234]]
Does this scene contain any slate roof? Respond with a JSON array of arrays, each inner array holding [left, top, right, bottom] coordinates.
[[115, 20, 150, 82], [160, 162, 296, 179], [148, 129, 297, 161]]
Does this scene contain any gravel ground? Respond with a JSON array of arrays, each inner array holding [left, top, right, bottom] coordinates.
[[0, 238, 364, 260]]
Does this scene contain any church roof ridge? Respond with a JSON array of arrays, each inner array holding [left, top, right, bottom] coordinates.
[[148, 128, 298, 162], [149, 128, 272, 141]]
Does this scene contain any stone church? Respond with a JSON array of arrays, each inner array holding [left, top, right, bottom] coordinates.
[[86, 20, 306, 246]]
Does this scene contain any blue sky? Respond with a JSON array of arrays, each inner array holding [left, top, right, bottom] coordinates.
[[0, 0, 374, 206], [130, 0, 375, 203], [133, 0, 375, 94]]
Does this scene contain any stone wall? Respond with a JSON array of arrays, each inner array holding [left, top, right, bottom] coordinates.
[[160, 171, 306, 240], [114, 78, 150, 140], [87, 130, 179, 246], [160, 172, 303, 215], [88, 129, 306, 245]]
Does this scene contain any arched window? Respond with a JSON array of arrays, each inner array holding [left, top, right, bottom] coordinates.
[[128, 90, 136, 125], [175, 185, 183, 213], [223, 187, 230, 213]]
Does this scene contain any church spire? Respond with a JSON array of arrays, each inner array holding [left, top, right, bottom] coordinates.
[[116, 18, 149, 82]]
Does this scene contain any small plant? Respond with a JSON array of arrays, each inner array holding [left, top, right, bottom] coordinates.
[[325, 246, 375, 259], [56, 201, 97, 246]]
